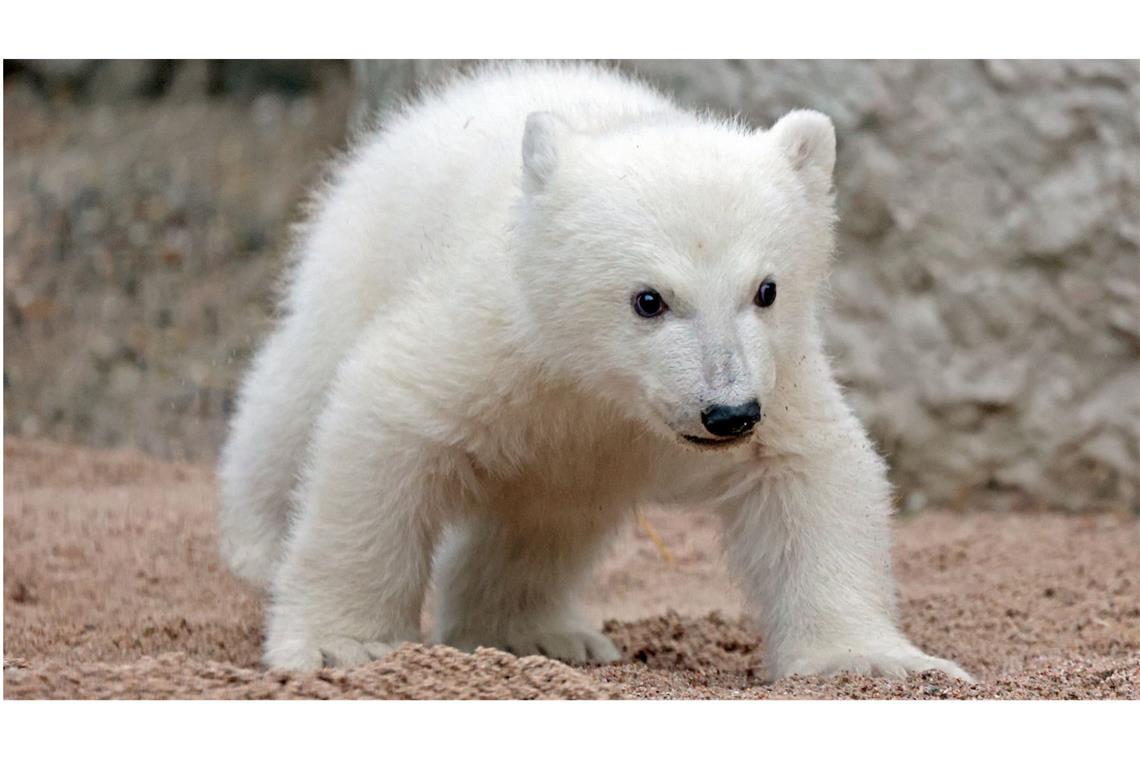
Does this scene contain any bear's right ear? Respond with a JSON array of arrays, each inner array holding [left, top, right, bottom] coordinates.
[[768, 110, 836, 197], [522, 111, 569, 192]]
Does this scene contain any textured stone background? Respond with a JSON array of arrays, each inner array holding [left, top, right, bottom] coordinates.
[[4, 60, 1138, 513]]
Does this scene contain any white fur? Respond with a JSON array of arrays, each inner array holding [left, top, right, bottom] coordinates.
[[218, 62, 971, 681]]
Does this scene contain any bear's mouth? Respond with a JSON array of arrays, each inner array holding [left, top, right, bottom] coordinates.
[[681, 434, 752, 449]]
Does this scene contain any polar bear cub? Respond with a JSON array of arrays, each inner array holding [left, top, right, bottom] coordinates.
[[218, 62, 971, 681]]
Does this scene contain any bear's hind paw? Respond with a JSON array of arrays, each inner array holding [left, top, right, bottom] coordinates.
[[265, 635, 403, 671], [505, 628, 621, 664]]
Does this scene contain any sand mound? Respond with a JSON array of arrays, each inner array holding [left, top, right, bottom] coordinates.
[[4, 645, 617, 700], [4, 438, 1138, 699], [604, 612, 762, 674]]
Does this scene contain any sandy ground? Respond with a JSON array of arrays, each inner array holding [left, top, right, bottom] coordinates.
[[3, 438, 1138, 699]]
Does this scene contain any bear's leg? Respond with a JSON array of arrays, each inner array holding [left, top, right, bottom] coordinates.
[[432, 513, 622, 664], [218, 319, 339, 587], [720, 442, 973, 682], [261, 355, 459, 670]]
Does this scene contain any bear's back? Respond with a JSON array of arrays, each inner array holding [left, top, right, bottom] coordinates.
[[286, 64, 681, 336]]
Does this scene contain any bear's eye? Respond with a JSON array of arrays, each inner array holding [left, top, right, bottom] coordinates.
[[632, 289, 667, 318], [755, 280, 777, 309]]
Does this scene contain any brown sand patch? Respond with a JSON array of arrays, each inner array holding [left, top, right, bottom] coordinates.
[[3, 646, 617, 700], [4, 438, 1138, 699]]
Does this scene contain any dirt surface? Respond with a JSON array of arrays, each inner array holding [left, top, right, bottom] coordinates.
[[4, 438, 1138, 699]]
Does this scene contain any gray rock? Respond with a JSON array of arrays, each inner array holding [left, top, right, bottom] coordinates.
[[88, 60, 163, 102]]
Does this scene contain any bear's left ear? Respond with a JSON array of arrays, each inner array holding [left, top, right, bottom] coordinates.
[[768, 110, 836, 196]]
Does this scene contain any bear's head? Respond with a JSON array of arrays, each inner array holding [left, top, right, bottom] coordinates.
[[512, 109, 837, 451]]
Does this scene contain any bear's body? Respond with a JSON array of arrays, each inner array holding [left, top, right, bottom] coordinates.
[[219, 62, 970, 680]]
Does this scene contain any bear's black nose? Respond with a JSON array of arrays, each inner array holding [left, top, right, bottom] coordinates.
[[701, 400, 762, 438]]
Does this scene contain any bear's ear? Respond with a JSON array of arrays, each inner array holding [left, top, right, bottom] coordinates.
[[522, 111, 570, 191], [768, 110, 836, 196]]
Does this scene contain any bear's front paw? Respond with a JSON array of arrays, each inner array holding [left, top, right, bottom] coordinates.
[[774, 644, 974, 683], [264, 634, 405, 671]]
